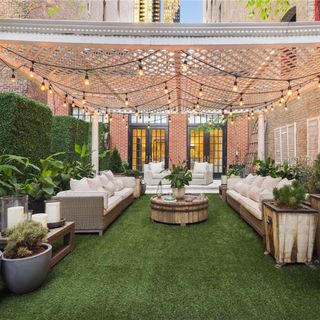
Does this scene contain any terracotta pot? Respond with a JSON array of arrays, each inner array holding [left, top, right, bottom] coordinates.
[[172, 187, 185, 200]]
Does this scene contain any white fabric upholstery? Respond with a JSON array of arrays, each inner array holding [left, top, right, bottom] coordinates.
[[226, 189, 242, 202], [114, 187, 134, 200], [193, 162, 208, 173], [102, 170, 114, 180], [227, 177, 242, 190], [239, 183, 252, 197], [261, 176, 282, 192], [239, 197, 263, 220], [234, 181, 244, 193], [86, 176, 103, 191], [117, 176, 135, 188], [106, 195, 122, 214], [244, 174, 256, 184], [248, 186, 264, 202], [259, 191, 274, 212], [152, 173, 166, 179], [99, 174, 109, 187], [113, 178, 124, 191], [252, 176, 266, 188], [70, 178, 91, 192], [192, 173, 205, 179], [144, 164, 170, 186], [276, 178, 294, 189], [103, 180, 115, 196], [149, 162, 164, 173]]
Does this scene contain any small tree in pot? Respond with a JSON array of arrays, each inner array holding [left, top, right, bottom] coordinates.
[[164, 162, 192, 199], [1, 221, 52, 294]]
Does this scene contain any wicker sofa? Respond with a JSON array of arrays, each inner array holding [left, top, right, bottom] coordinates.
[[226, 174, 293, 238], [54, 172, 135, 236]]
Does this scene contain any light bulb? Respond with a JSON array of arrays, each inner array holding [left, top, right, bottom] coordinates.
[[84, 72, 89, 86], [229, 108, 233, 117], [63, 100, 67, 107], [135, 109, 138, 117], [168, 95, 171, 104], [271, 105, 274, 111], [297, 91, 301, 100], [318, 77, 320, 88], [164, 83, 168, 94], [182, 59, 188, 72], [71, 99, 75, 108], [287, 82, 292, 96], [233, 77, 238, 92], [264, 105, 268, 113], [284, 104, 288, 111], [109, 114, 113, 122], [29, 62, 34, 78], [247, 112, 250, 120], [82, 93, 86, 105], [40, 80, 45, 91], [280, 91, 285, 103], [11, 70, 16, 83], [125, 94, 129, 106], [239, 95, 244, 107], [138, 60, 144, 76], [48, 84, 53, 94], [122, 115, 125, 121], [196, 100, 200, 109], [199, 86, 203, 97]]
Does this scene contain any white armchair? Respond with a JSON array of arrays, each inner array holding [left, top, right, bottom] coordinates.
[[189, 162, 213, 185], [143, 162, 170, 186]]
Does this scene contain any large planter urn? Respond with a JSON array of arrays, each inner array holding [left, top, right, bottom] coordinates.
[[1, 243, 52, 294], [263, 201, 318, 267], [172, 187, 185, 200], [309, 194, 320, 260]]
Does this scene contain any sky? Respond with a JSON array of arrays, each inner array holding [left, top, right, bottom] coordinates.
[[180, 0, 203, 23]]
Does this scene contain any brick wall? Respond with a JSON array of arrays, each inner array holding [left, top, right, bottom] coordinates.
[[109, 114, 128, 162], [227, 115, 249, 167], [168, 114, 187, 166], [266, 88, 320, 160]]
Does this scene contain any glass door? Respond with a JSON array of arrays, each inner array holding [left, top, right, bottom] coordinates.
[[131, 128, 147, 172], [150, 129, 166, 164]]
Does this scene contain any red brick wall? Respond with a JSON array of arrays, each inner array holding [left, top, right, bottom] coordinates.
[[168, 114, 187, 166], [47, 93, 69, 115], [110, 114, 129, 162], [266, 88, 320, 160], [227, 115, 249, 167]]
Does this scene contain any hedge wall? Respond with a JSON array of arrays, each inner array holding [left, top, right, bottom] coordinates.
[[0, 92, 52, 163], [51, 116, 90, 161]]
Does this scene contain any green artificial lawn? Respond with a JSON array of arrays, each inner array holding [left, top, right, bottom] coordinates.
[[1, 195, 320, 320]]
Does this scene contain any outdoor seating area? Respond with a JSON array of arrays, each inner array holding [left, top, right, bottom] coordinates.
[[2, 0, 320, 318]]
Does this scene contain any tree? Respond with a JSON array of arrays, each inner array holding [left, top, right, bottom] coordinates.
[[240, 0, 294, 20]]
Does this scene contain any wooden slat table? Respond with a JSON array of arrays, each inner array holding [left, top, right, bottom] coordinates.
[[0, 221, 75, 268]]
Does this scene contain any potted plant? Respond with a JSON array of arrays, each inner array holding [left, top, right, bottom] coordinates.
[[164, 162, 192, 200], [263, 181, 318, 267], [1, 221, 52, 294], [226, 168, 241, 178]]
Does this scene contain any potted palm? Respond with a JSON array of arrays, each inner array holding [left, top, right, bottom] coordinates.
[[1, 221, 51, 294], [164, 162, 192, 200], [263, 181, 318, 267]]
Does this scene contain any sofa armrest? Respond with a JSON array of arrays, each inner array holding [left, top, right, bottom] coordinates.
[[116, 176, 136, 188]]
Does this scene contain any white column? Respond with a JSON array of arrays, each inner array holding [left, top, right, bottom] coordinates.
[[91, 111, 99, 174], [257, 112, 265, 161]]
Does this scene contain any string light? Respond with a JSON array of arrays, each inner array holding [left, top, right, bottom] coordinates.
[[318, 76, 320, 88], [284, 103, 288, 111], [11, 69, 16, 83], [280, 90, 285, 103], [233, 77, 238, 92], [40, 79, 46, 91], [264, 103, 268, 113], [251, 108, 254, 117], [82, 92, 86, 105], [29, 61, 34, 78], [239, 94, 244, 107], [84, 71, 90, 86], [164, 82, 168, 94], [196, 99, 200, 109], [247, 112, 250, 120], [192, 105, 197, 114], [229, 107, 233, 117], [287, 81, 292, 96], [221, 110, 225, 120], [169, 115, 172, 123], [278, 100, 282, 107], [230, 117, 234, 125], [109, 114, 113, 122], [138, 60, 144, 76], [135, 109, 138, 117], [182, 58, 188, 72], [125, 93, 129, 106], [271, 104, 274, 111], [199, 85, 203, 97], [48, 84, 53, 94], [63, 93, 68, 107], [125, 122, 128, 129], [168, 95, 171, 104], [71, 99, 75, 108], [122, 114, 125, 121], [297, 90, 301, 100], [147, 122, 150, 129]]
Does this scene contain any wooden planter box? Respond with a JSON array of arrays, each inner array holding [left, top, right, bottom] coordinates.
[[263, 201, 318, 267], [309, 194, 320, 260]]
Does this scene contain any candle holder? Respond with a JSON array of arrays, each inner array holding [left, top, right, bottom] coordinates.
[[0, 195, 28, 236], [156, 180, 163, 199]]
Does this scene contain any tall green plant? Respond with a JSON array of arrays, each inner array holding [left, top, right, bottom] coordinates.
[[164, 162, 192, 189], [109, 148, 123, 173], [273, 181, 306, 209], [254, 157, 277, 177], [308, 154, 320, 194]]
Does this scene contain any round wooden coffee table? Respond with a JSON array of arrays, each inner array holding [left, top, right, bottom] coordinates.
[[150, 194, 208, 227]]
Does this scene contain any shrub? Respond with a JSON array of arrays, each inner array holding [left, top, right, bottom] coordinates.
[[51, 116, 89, 162], [164, 161, 192, 188], [273, 181, 306, 209], [308, 154, 320, 194], [109, 148, 123, 173], [0, 93, 52, 164], [4, 221, 48, 259], [254, 157, 277, 177]]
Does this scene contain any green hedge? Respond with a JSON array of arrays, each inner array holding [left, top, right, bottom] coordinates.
[[0, 92, 52, 163], [51, 116, 89, 161]]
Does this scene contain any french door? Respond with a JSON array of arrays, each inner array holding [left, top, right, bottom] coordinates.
[[188, 127, 227, 177], [129, 127, 168, 172]]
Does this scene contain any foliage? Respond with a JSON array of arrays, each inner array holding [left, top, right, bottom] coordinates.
[[4, 221, 48, 259], [276, 160, 305, 180], [164, 161, 192, 189], [273, 181, 306, 209], [308, 154, 320, 194], [226, 168, 241, 177], [51, 116, 89, 162], [0, 93, 52, 164], [121, 162, 141, 177], [240, 0, 293, 20], [108, 148, 123, 173], [197, 117, 227, 132], [254, 157, 277, 177]]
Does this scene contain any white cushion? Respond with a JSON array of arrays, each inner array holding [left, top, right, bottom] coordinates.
[[152, 173, 167, 179], [103, 180, 115, 196], [261, 176, 282, 192], [86, 176, 103, 191], [70, 178, 91, 192], [276, 178, 294, 189], [106, 195, 123, 213], [193, 162, 208, 173], [227, 177, 242, 190], [244, 174, 256, 184], [239, 183, 252, 197], [113, 178, 124, 191], [99, 174, 109, 187], [149, 162, 164, 173], [252, 176, 266, 188], [114, 187, 134, 199], [234, 181, 244, 193], [102, 170, 114, 180], [239, 197, 262, 220], [226, 189, 242, 202], [248, 186, 264, 202], [192, 173, 205, 179], [259, 191, 274, 212]]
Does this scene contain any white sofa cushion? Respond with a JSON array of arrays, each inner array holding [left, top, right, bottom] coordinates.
[[259, 191, 274, 212], [113, 178, 124, 191], [152, 173, 166, 179], [227, 177, 242, 190], [99, 174, 109, 187], [226, 189, 242, 202], [248, 186, 264, 202], [106, 195, 122, 214], [234, 181, 245, 193], [193, 162, 208, 173], [114, 187, 134, 199], [261, 176, 282, 192], [239, 183, 252, 197], [86, 176, 103, 191], [244, 174, 256, 184], [149, 162, 164, 173], [239, 197, 262, 220], [276, 178, 294, 189], [252, 176, 266, 188], [102, 170, 115, 180], [119, 176, 136, 188], [70, 178, 91, 192], [103, 180, 115, 196], [192, 173, 205, 179]]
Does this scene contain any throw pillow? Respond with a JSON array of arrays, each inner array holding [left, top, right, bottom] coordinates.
[[193, 162, 208, 173], [103, 181, 115, 197], [252, 176, 266, 188], [261, 176, 282, 192], [86, 176, 103, 191], [149, 162, 164, 173], [244, 173, 256, 184], [239, 183, 252, 197], [70, 178, 91, 191], [113, 178, 124, 191], [276, 178, 294, 189], [99, 174, 109, 187], [234, 181, 244, 193], [102, 170, 114, 180], [248, 186, 264, 202]]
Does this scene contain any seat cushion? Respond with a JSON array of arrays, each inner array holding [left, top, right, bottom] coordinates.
[[226, 189, 242, 202], [105, 195, 123, 213], [86, 176, 103, 191], [102, 180, 115, 197], [113, 178, 124, 191], [114, 187, 134, 199], [70, 178, 91, 191], [192, 173, 205, 179], [239, 197, 262, 220], [193, 162, 208, 173]]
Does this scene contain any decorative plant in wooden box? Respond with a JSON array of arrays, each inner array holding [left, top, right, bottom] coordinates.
[[263, 181, 318, 267]]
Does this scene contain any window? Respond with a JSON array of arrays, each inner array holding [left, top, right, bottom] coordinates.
[[72, 107, 105, 123], [188, 114, 221, 125], [274, 123, 296, 164], [307, 117, 320, 161], [130, 114, 167, 125]]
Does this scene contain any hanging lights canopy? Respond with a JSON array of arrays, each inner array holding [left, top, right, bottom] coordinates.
[[0, 19, 320, 115]]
